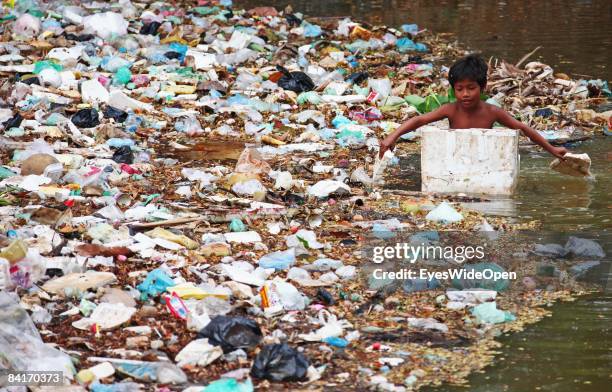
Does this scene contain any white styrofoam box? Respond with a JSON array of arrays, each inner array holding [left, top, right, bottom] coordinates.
[[421, 127, 519, 195]]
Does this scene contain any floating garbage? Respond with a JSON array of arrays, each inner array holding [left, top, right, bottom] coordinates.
[[550, 153, 592, 177], [471, 302, 516, 324], [426, 202, 464, 224]]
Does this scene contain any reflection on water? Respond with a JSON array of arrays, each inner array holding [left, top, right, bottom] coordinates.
[[236, 0, 612, 81], [434, 294, 612, 392], [515, 138, 611, 232]]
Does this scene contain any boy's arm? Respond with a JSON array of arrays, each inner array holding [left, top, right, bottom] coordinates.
[[494, 108, 567, 159], [379, 105, 450, 158]]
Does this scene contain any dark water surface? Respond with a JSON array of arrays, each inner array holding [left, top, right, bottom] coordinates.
[[236, 0, 612, 81]]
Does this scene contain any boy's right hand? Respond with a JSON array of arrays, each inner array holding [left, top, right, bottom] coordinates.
[[551, 146, 568, 160], [379, 137, 396, 158]]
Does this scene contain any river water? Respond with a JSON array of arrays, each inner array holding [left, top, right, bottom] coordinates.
[[236, 0, 612, 81], [234, 1, 611, 390]]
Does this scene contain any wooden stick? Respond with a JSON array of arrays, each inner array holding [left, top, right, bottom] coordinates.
[[129, 216, 205, 229], [515, 46, 542, 68]]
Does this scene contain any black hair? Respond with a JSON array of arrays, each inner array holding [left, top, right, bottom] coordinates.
[[448, 54, 488, 89]]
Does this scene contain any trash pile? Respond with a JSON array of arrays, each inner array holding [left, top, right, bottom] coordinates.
[[0, 0, 605, 390]]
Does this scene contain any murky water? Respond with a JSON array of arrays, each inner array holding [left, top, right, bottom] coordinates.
[[237, 0, 612, 81], [436, 294, 612, 392]]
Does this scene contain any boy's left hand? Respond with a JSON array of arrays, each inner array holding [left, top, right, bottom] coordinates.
[[551, 146, 568, 160]]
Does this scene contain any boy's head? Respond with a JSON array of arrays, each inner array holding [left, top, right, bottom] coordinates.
[[449, 54, 488, 108]]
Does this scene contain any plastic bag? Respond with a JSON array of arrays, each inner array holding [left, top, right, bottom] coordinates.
[[425, 202, 463, 224], [235, 148, 271, 175], [258, 249, 296, 270], [175, 114, 204, 135], [2, 112, 23, 130], [140, 21, 161, 35], [471, 302, 516, 324], [137, 268, 176, 300], [250, 343, 309, 382], [347, 71, 369, 84], [297, 91, 322, 105], [198, 315, 263, 353], [14, 13, 41, 38], [204, 378, 254, 392], [402, 277, 441, 293], [302, 22, 322, 38], [452, 262, 510, 291], [112, 146, 134, 164], [229, 218, 247, 232], [260, 280, 307, 311], [0, 291, 40, 339], [372, 150, 395, 184], [232, 179, 266, 197], [100, 358, 186, 384], [71, 108, 100, 128], [276, 66, 315, 93], [0, 293, 75, 377], [83, 12, 129, 40], [313, 289, 335, 306], [307, 180, 351, 198], [408, 317, 448, 333], [175, 338, 223, 368], [368, 78, 392, 98], [298, 309, 352, 341]]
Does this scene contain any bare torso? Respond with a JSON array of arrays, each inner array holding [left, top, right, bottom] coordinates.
[[446, 102, 499, 129]]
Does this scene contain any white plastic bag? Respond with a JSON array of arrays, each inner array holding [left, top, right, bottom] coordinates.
[[299, 309, 353, 341], [372, 150, 395, 184], [83, 12, 128, 40]]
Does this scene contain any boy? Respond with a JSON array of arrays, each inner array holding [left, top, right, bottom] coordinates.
[[379, 54, 568, 159]]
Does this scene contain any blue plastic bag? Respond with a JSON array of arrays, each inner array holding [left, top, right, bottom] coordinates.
[[137, 268, 176, 300], [258, 249, 296, 270]]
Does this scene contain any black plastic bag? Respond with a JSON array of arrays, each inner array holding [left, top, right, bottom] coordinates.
[[65, 32, 95, 42], [164, 51, 181, 60], [198, 316, 262, 353], [139, 21, 161, 35], [316, 288, 335, 306], [285, 14, 302, 27], [347, 71, 369, 85], [251, 344, 310, 382], [71, 108, 100, 128], [112, 146, 134, 164], [21, 76, 40, 85], [103, 106, 128, 123], [276, 65, 315, 93], [2, 113, 23, 129]]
